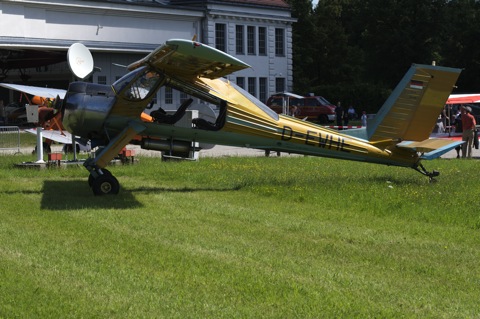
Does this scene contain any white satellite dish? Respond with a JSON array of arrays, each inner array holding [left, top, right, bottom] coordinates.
[[67, 43, 94, 80]]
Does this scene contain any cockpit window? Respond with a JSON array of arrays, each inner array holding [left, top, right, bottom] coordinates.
[[224, 79, 279, 121], [113, 66, 164, 101]]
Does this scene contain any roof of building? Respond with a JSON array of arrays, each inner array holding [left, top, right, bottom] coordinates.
[[82, 0, 290, 9], [170, 0, 290, 9], [209, 0, 290, 8]]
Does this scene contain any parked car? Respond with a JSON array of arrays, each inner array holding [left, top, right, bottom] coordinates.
[[266, 93, 336, 124]]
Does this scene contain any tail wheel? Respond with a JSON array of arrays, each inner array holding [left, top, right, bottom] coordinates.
[[92, 174, 120, 196]]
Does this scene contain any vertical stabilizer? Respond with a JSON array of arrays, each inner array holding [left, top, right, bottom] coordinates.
[[367, 64, 461, 142]]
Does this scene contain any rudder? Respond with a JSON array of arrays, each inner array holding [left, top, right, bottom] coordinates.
[[367, 64, 461, 142]]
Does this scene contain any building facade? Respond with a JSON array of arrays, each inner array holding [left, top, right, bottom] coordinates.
[[0, 0, 294, 108]]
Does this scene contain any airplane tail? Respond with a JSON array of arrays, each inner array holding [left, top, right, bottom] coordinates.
[[367, 64, 461, 143], [361, 64, 463, 160]]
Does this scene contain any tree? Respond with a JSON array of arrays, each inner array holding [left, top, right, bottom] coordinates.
[[358, 0, 447, 87], [286, 0, 317, 93], [441, 0, 480, 93], [286, 0, 480, 113]]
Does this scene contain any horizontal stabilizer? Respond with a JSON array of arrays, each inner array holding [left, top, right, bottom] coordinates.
[[397, 138, 464, 160]]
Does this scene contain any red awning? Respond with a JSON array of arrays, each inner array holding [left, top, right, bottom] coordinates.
[[446, 94, 480, 104]]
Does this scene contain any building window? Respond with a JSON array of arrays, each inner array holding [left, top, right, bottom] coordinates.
[[97, 75, 107, 85], [215, 23, 226, 52], [164, 87, 173, 104], [259, 77, 267, 103], [258, 27, 266, 56], [248, 77, 256, 97], [247, 26, 255, 55], [236, 77, 245, 89], [236, 25, 244, 55], [275, 28, 285, 56], [180, 91, 188, 102], [275, 77, 285, 93]]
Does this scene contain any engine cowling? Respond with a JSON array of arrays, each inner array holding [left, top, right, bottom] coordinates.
[[62, 82, 115, 139]]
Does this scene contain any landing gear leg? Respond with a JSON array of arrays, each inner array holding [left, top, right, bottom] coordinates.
[[413, 162, 440, 183], [82, 122, 146, 196]]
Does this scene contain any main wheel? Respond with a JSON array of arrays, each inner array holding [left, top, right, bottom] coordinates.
[[91, 174, 120, 195], [88, 168, 112, 187]]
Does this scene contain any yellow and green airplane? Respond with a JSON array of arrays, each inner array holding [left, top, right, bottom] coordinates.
[[2, 39, 464, 195]]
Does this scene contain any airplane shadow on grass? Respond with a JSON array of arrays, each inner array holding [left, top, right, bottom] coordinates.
[[41, 180, 141, 210], [41, 180, 242, 210]]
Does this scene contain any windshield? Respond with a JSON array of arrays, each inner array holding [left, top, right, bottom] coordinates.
[[113, 66, 164, 101], [225, 79, 279, 121], [318, 96, 332, 106]]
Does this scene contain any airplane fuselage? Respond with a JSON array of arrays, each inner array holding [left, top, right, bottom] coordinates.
[[61, 65, 418, 171]]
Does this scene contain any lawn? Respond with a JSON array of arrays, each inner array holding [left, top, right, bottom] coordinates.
[[0, 153, 479, 318]]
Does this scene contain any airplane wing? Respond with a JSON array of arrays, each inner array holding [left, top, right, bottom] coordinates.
[[0, 83, 66, 99], [127, 39, 250, 79], [25, 127, 73, 144], [446, 94, 480, 104], [108, 39, 250, 119]]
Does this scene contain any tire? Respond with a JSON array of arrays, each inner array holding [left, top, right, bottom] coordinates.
[[88, 168, 112, 188], [88, 174, 94, 188], [91, 173, 119, 195]]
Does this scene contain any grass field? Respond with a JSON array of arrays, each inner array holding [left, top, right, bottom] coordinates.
[[0, 152, 479, 318]]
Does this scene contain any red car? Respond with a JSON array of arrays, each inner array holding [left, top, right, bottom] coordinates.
[[266, 93, 336, 124]]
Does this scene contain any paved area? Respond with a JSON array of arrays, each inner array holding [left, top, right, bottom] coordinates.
[[156, 144, 480, 160], [12, 140, 480, 160], [437, 145, 480, 159]]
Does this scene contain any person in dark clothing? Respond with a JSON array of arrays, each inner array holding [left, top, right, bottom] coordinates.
[[343, 110, 349, 126], [453, 110, 463, 158], [461, 106, 477, 158], [335, 101, 344, 127]]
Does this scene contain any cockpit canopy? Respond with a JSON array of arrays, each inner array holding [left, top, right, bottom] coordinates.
[[113, 66, 165, 102]]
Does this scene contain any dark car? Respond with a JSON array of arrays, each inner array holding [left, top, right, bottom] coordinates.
[[266, 93, 336, 124]]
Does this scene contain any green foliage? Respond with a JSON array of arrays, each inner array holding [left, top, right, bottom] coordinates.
[[286, 0, 480, 111], [311, 82, 392, 113], [0, 154, 479, 318]]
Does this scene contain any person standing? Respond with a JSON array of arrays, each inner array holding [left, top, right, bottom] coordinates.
[[361, 111, 367, 127], [347, 105, 356, 120], [343, 110, 349, 126], [335, 102, 343, 127], [453, 109, 463, 158], [0, 100, 4, 124], [461, 106, 476, 158], [289, 105, 298, 117]]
